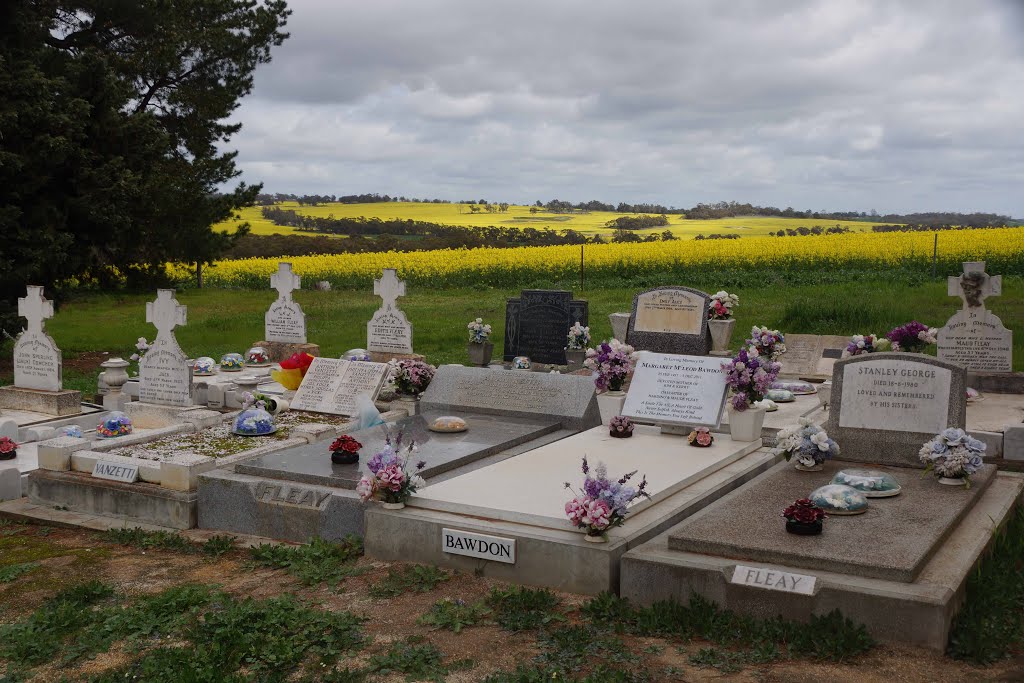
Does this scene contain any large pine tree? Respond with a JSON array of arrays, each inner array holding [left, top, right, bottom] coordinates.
[[0, 0, 290, 331]]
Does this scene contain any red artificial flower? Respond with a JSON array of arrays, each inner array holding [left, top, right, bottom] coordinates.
[[0, 437, 16, 454], [330, 435, 362, 454], [782, 498, 826, 523], [280, 352, 315, 375]]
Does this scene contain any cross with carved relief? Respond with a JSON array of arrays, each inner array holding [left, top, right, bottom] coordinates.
[[374, 269, 406, 311], [18, 286, 54, 335], [146, 289, 187, 341], [271, 262, 301, 301], [948, 261, 1001, 310]]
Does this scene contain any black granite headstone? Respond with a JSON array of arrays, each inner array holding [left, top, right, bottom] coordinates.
[[503, 289, 589, 364]]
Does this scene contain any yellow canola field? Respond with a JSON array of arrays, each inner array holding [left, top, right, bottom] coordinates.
[[177, 227, 1024, 289]]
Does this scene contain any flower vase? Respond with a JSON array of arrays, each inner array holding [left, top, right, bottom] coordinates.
[[381, 501, 406, 510], [565, 349, 586, 368], [0, 450, 15, 462], [785, 519, 823, 536], [397, 394, 419, 416], [331, 450, 359, 465], [708, 318, 736, 355], [467, 342, 494, 367], [939, 477, 967, 486], [584, 533, 607, 544], [794, 462, 824, 472], [596, 390, 627, 425], [728, 404, 766, 442]]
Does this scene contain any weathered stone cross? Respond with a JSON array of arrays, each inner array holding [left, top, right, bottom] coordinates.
[[271, 261, 301, 301], [948, 261, 1002, 310], [18, 285, 53, 335], [373, 268, 406, 311], [146, 289, 187, 341]]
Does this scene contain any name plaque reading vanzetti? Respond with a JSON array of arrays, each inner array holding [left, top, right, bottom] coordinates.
[[730, 565, 816, 595], [633, 289, 704, 334], [622, 352, 728, 428], [838, 359, 951, 434], [290, 358, 389, 416], [442, 528, 516, 564], [92, 461, 140, 483]]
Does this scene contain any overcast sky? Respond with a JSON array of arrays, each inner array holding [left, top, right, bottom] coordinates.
[[229, 0, 1024, 215]]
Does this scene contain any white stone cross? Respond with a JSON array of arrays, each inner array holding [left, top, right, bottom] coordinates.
[[948, 261, 1001, 310], [18, 285, 54, 335], [373, 268, 406, 311], [146, 289, 187, 340], [271, 262, 301, 301]]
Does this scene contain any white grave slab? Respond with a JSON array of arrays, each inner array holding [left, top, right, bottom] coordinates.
[[837, 358, 951, 433], [265, 262, 307, 343], [937, 261, 1012, 373], [290, 358, 389, 416], [414, 425, 760, 529], [138, 290, 192, 407], [12, 286, 62, 391], [367, 269, 413, 354], [622, 352, 728, 428]]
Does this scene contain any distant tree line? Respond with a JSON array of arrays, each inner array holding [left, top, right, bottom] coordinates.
[[771, 225, 854, 237], [870, 221, 1012, 233], [255, 193, 452, 206], [605, 215, 670, 230]]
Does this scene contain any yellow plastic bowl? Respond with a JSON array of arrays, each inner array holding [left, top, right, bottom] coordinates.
[[271, 367, 304, 391]]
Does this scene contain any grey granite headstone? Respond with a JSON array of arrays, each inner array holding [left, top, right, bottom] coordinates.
[[420, 365, 601, 431], [626, 286, 711, 355], [936, 261, 1012, 373], [503, 289, 588, 364], [825, 353, 966, 467]]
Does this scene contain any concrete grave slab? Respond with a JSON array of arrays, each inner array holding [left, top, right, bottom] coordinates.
[[667, 459, 996, 583]]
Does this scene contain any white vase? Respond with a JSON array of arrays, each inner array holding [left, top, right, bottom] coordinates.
[[728, 404, 766, 442], [397, 395, 419, 416], [597, 390, 627, 425], [939, 477, 967, 487], [381, 501, 406, 510], [818, 381, 832, 411], [584, 533, 607, 544], [708, 318, 736, 354]]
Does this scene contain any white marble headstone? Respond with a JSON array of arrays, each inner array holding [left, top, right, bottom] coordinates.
[[936, 261, 1012, 373], [12, 286, 62, 392], [138, 289, 193, 407], [622, 352, 728, 428], [264, 262, 307, 343], [367, 269, 413, 354], [290, 357, 389, 416]]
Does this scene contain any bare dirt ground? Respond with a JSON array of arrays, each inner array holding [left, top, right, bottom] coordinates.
[[1, 522, 1021, 682]]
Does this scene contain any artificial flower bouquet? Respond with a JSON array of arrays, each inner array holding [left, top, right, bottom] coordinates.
[[843, 333, 892, 357], [467, 318, 492, 344], [722, 346, 780, 411], [918, 428, 985, 486], [0, 437, 17, 461], [564, 457, 648, 539], [566, 322, 592, 350], [330, 434, 363, 465], [773, 418, 840, 469], [389, 359, 436, 396], [608, 415, 634, 438], [129, 337, 149, 362], [746, 326, 786, 360], [356, 432, 426, 505], [708, 291, 739, 320], [271, 352, 316, 390], [886, 321, 938, 353], [584, 339, 637, 392], [782, 498, 826, 535], [687, 427, 714, 447]]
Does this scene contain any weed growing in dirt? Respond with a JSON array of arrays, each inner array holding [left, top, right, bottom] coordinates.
[[201, 533, 237, 558], [418, 598, 491, 633], [367, 636, 472, 682], [948, 506, 1024, 663], [0, 563, 38, 583], [580, 592, 872, 664], [249, 535, 364, 587], [369, 564, 450, 598], [486, 586, 565, 632], [103, 527, 196, 553]]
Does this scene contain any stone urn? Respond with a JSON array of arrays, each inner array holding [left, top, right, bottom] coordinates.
[[565, 348, 587, 368], [99, 357, 131, 410], [728, 403, 766, 442], [708, 318, 736, 355], [467, 342, 494, 367], [397, 394, 420, 416], [596, 390, 627, 425]]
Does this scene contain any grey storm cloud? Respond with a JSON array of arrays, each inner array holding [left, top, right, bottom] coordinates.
[[227, 0, 1024, 215]]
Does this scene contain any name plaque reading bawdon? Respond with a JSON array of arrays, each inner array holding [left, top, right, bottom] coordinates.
[[442, 528, 516, 564], [621, 353, 728, 428], [838, 358, 951, 434], [290, 358, 389, 416]]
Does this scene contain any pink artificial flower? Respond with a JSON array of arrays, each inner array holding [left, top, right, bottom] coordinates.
[[565, 497, 587, 524], [356, 477, 375, 502], [583, 498, 612, 530], [378, 464, 406, 492]]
